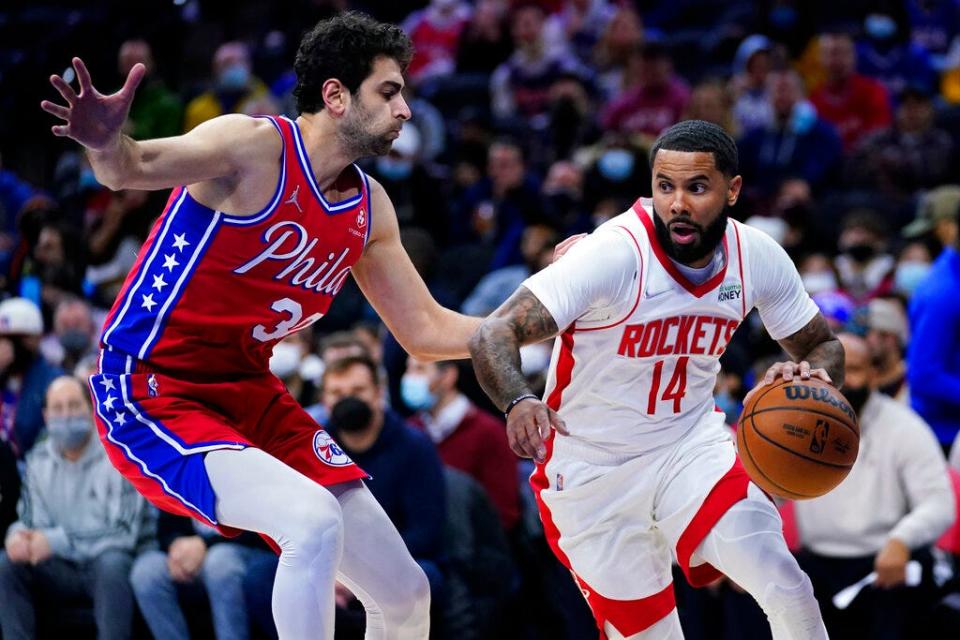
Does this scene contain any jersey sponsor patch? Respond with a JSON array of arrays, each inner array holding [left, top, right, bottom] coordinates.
[[718, 282, 742, 302], [312, 430, 354, 467]]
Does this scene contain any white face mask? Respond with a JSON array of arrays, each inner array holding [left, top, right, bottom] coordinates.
[[269, 342, 302, 380], [801, 271, 838, 295]]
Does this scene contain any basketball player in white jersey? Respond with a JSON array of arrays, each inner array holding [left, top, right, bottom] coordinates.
[[469, 120, 843, 639]]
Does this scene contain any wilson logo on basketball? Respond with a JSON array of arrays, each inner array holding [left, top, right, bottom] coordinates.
[[809, 420, 829, 454], [784, 384, 856, 422]]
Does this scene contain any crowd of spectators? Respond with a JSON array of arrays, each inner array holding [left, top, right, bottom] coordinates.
[[3, 0, 960, 638]]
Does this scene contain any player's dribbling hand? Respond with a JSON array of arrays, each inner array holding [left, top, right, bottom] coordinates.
[[742, 360, 833, 411], [506, 398, 569, 463], [41, 57, 145, 150]]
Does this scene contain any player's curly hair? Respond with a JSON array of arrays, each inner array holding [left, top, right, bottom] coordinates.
[[649, 120, 739, 177], [294, 12, 414, 114]]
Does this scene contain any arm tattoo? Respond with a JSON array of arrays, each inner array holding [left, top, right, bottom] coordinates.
[[468, 286, 560, 411], [777, 312, 846, 387]]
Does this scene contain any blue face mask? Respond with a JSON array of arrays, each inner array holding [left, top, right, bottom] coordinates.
[[894, 261, 931, 295], [401, 374, 437, 411], [865, 14, 898, 41], [597, 149, 634, 182], [79, 168, 100, 191], [218, 64, 250, 92], [789, 101, 817, 135], [376, 157, 414, 182], [47, 415, 92, 452], [715, 391, 741, 425]]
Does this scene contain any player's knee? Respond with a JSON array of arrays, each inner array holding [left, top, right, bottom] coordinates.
[[759, 554, 815, 616], [278, 489, 344, 561], [381, 558, 430, 626]]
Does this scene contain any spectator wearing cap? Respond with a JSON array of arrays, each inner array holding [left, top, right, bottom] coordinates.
[[845, 85, 955, 202], [600, 42, 690, 139], [0, 376, 156, 640], [730, 34, 775, 134], [908, 203, 960, 448], [867, 297, 910, 402], [737, 68, 842, 203], [0, 298, 62, 458], [903, 184, 960, 259], [403, 358, 520, 532], [796, 333, 954, 640], [810, 31, 892, 151]]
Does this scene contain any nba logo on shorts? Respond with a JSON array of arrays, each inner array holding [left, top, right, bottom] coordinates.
[[147, 374, 159, 397], [356, 208, 366, 229], [809, 419, 829, 454], [313, 430, 353, 467]]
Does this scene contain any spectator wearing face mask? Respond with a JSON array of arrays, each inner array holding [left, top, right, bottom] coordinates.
[[268, 330, 322, 408], [834, 211, 895, 303], [856, 13, 937, 98], [0, 376, 156, 640], [0, 298, 62, 458], [183, 42, 279, 132], [320, 356, 446, 610], [737, 68, 842, 202], [891, 241, 933, 299], [40, 296, 98, 373], [403, 358, 519, 532]]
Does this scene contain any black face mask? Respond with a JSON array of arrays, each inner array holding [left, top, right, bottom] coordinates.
[[328, 396, 373, 434], [653, 205, 730, 265], [845, 243, 876, 263], [843, 385, 870, 416]]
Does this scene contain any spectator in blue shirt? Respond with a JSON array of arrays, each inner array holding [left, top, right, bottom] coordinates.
[[907, 230, 960, 448]]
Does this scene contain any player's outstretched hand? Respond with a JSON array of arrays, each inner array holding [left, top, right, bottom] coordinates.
[[506, 397, 569, 463], [41, 57, 145, 150]]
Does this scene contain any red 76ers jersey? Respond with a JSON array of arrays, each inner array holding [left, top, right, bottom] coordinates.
[[100, 115, 371, 377]]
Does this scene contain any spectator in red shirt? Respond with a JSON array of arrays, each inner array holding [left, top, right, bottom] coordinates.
[[810, 31, 892, 151], [600, 42, 690, 140], [402, 0, 472, 86], [403, 358, 521, 532]]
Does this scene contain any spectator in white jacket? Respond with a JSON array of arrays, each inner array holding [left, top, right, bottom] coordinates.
[[794, 332, 955, 640]]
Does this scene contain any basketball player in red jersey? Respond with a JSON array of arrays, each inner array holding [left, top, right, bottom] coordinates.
[[41, 13, 477, 640]]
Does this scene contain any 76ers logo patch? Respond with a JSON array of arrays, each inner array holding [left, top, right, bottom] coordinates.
[[356, 208, 366, 229], [313, 430, 353, 467]]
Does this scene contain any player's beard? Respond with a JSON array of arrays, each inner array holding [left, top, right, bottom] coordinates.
[[338, 98, 396, 158], [653, 204, 730, 265]]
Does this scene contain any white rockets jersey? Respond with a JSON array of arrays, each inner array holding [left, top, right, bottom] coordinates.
[[524, 199, 819, 457]]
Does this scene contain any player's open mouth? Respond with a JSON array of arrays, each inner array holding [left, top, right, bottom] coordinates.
[[669, 222, 700, 245]]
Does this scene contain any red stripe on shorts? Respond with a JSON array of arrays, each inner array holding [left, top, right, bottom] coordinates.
[[675, 457, 751, 587]]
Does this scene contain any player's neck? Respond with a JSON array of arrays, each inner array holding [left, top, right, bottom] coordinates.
[[296, 113, 356, 191]]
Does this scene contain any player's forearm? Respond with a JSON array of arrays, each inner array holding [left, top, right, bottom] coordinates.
[[802, 337, 845, 389], [468, 318, 532, 412], [87, 134, 138, 190], [407, 309, 482, 361]]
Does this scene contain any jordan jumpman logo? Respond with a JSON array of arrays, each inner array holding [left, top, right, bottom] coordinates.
[[284, 185, 303, 213]]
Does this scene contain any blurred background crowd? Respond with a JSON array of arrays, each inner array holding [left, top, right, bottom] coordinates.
[[2, 0, 960, 638]]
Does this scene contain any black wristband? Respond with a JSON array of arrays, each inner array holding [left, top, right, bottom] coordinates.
[[504, 393, 539, 419]]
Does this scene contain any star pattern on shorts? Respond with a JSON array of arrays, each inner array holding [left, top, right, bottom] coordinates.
[[152, 274, 168, 292], [162, 253, 180, 272], [100, 377, 115, 391], [102, 394, 117, 411], [141, 293, 157, 312], [113, 411, 127, 426], [172, 233, 190, 252]]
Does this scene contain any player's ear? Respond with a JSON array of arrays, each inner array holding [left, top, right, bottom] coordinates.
[[727, 174, 743, 207], [321, 78, 349, 117]]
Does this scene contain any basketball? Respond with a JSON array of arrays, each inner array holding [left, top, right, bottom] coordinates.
[[737, 378, 860, 500]]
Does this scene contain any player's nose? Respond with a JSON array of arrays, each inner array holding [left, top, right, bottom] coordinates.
[[395, 97, 411, 121]]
